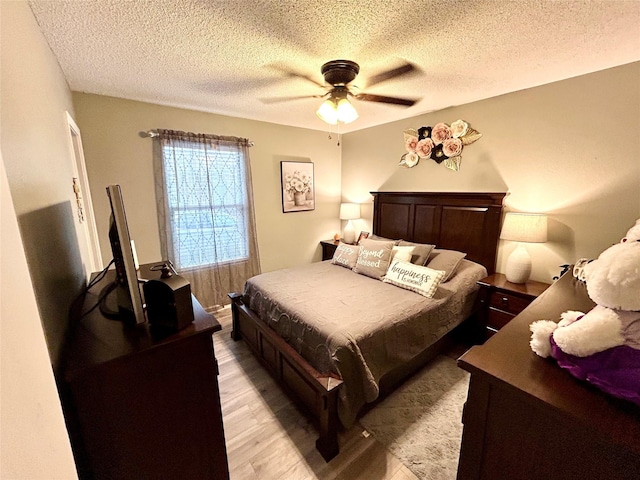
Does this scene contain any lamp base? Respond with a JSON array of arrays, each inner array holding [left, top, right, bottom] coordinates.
[[505, 244, 532, 284], [343, 220, 356, 244]]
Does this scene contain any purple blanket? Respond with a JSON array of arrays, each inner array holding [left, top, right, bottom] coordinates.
[[550, 337, 640, 406]]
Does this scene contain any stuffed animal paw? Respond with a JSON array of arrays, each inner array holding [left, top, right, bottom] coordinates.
[[558, 310, 584, 327], [529, 320, 559, 358]]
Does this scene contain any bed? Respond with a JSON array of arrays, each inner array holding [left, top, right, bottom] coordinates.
[[229, 191, 505, 461]]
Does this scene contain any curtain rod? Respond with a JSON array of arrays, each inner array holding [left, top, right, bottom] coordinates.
[[139, 130, 160, 138], [139, 130, 254, 147]]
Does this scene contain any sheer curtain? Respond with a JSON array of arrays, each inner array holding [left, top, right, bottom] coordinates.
[[152, 129, 260, 309]]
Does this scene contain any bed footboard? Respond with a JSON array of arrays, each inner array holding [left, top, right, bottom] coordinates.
[[228, 292, 343, 462]]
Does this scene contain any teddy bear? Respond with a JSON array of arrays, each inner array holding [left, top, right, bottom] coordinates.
[[622, 219, 640, 243], [571, 220, 640, 283], [529, 222, 640, 405]]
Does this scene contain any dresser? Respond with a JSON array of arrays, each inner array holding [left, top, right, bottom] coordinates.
[[457, 272, 640, 480], [62, 264, 229, 479]]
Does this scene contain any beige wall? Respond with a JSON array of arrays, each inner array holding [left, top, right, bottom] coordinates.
[[1, 1, 635, 477], [73, 64, 640, 286], [1, 0, 94, 366], [342, 62, 640, 283], [0, 1, 79, 477], [0, 154, 76, 479], [72, 94, 342, 276]]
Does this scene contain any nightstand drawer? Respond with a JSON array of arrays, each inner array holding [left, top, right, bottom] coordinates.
[[487, 308, 516, 331], [488, 291, 531, 316], [478, 274, 550, 341]]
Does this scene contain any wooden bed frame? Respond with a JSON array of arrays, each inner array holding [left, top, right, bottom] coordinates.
[[229, 191, 505, 461]]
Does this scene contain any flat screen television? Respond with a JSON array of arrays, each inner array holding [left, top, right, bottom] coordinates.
[[106, 184, 146, 324]]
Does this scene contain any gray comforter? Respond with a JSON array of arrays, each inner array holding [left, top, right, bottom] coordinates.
[[243, 259, 486, 426]]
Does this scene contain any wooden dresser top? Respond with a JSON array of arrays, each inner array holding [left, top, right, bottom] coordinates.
[[459, 272, 640, 455]]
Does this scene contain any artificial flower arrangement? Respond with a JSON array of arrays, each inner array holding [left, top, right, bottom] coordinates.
[[400, 119, 481, 171]]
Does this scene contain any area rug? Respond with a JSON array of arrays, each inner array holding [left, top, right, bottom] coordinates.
[[359, 355, 470, 480]]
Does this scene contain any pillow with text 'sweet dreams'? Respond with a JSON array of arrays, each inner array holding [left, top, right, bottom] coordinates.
[[331, 242, 360, 269], [353, 238, 395, 279], [383, 259, 446, 298]]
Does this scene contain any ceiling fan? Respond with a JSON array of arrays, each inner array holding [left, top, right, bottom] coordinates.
[[262, 59, 419, 125]]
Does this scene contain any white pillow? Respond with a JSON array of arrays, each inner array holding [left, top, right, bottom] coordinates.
[[391, 245, 414, 263], [383, 259, 446, 298]]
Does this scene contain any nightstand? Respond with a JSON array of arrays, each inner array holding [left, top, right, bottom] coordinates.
[[320, 240, 339, 261], [477, 273, 550, 339]]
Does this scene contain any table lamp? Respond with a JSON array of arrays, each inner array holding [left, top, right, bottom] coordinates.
[[500, 212, 548, 284], [339, 203, 361, 244]]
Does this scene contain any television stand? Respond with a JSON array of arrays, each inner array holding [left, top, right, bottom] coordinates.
[[62, 263, 229, 479]]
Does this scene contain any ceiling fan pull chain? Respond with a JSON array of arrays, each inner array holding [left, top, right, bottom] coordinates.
[[326, 124, 341, 146]]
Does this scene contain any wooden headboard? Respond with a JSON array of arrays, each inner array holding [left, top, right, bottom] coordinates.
[[371, 191, 506, 274]]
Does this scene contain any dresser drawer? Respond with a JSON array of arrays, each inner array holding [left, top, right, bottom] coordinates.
[[488, 291, 531, 316], [487, 308, 516, 331]]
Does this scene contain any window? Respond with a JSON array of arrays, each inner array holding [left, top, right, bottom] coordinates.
[[161, 142, 250, 270]]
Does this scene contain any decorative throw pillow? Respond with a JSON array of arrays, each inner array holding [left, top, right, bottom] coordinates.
[[398, 240, 435, 265], [354, 238, 395, 280], [369, 234, 400, 245], [383, 260, 446, 298], [391, 245, 415, 263], [425, 249, 467, 282], [331, 242, 360, 269]]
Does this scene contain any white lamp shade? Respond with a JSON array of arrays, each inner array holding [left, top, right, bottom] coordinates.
[[316, 99, 338, 125], [339, 203, 361, 220], [336, 98, 358, 124], [500, 213, 548, 243], [316, 95, 358, 125]]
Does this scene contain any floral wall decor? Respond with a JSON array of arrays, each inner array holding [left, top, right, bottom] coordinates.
[[281, 161, 315, 212], [400, 119, 482, 171]]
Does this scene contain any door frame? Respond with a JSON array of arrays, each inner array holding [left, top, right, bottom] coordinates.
[[65, 111, 102, 276]]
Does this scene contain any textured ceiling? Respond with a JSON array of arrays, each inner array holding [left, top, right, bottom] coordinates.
[[29, 0, 640, 133]]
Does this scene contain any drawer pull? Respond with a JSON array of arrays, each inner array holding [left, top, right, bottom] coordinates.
[[501, 297, 509, 304]]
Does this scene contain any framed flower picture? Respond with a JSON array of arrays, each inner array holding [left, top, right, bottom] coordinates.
[[281, 161, 315, 213]]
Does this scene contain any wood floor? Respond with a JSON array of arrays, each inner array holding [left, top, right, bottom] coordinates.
[[212, 306, 422, 480]]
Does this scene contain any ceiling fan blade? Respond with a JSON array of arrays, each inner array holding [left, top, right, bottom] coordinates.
[[354, 93, 417, 107], [268, 65, 325, 88], [259, 94, 324, 104], [365, 62, 417, 88]]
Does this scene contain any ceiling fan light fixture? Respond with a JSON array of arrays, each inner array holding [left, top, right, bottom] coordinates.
[[316, 98, 338, 125], [316, 91, 358, 125], [336, 97, 358, 124]]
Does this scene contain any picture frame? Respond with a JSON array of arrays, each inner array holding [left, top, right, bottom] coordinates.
[[357, 231, 370, 244], [281, 161, 315, 213]]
